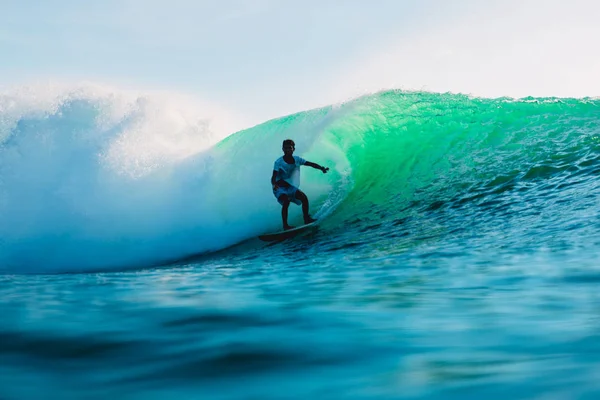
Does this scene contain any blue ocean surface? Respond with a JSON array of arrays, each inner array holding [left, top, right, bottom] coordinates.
[[2, 87, 600, 399]]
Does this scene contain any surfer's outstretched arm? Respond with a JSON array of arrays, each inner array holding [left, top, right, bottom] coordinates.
[[304, 161, 329, 173]]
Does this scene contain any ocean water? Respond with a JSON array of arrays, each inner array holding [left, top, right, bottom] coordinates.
[[2, 86, 600, 399]]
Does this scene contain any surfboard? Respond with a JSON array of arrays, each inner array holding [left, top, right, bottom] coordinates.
[[258, 221, 318, 242]]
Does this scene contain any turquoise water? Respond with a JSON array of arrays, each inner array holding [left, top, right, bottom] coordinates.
[[2, 88, 600, 399]]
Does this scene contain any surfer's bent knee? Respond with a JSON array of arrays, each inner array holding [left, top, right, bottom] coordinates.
[[279, 194, 290, 205]]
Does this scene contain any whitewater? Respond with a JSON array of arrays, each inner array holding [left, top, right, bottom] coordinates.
[[2, 83, 600, 399]]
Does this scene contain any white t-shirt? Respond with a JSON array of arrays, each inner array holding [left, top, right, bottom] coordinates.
[[273, 155, 306, 187]]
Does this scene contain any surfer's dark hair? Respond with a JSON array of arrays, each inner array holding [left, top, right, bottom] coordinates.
[[282, 139, 295, 147]]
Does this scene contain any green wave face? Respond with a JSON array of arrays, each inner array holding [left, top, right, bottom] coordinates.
[[219, 90, 600, 240], [321, 92, 600, 224]]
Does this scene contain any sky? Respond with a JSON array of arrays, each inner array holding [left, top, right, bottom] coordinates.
[[1, 0, 600, 124]]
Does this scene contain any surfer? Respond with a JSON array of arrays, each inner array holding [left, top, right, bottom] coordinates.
[[271, 139, 329, 230]]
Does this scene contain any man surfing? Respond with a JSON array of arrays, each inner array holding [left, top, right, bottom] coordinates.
[[271, 139, 329, 230]]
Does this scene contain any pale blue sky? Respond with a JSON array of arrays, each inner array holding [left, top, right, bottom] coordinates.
[[2, 0, 599, 122]]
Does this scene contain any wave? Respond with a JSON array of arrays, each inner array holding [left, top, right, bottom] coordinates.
[[1, 85, 599, 273]]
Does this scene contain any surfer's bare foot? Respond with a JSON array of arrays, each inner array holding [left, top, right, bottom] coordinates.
[[284, 225, 295, 231], [304, 216, 316, 224]]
